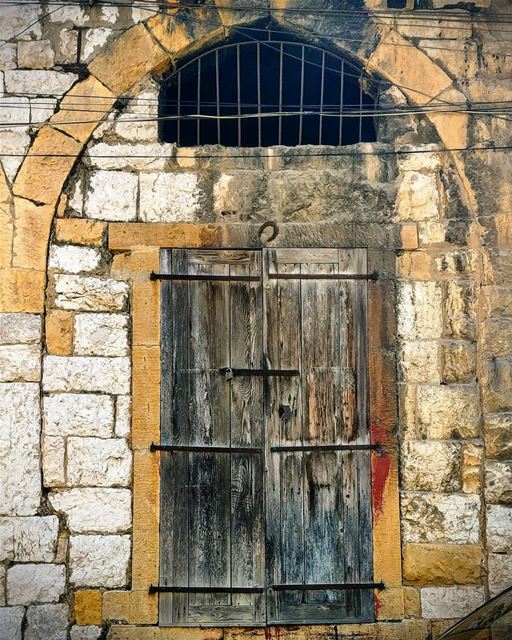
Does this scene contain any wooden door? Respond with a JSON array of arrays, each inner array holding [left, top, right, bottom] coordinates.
[[158, 247, 374, 626]]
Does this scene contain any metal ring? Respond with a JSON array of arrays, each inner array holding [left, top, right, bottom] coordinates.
[[258, 220, 279, 242]]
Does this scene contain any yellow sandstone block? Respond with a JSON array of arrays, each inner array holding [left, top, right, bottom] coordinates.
[[132, 345, 160, 449], [46, 309, 74, 356], [13, 126, 83, 206], [403, 544, 483, 585], [0, 268, 45, 312], [132, 280, 160, 347], [103, 590, 157, 625], [55, 219, 106, 246], [12, 197, 54, 271], [88, 23, 168, 95], [50, 75, 116, 144], [74, 589, 102, 625]]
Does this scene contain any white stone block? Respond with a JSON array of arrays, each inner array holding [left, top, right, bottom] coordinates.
[[402, 493, 480, 544], [100, 6, 119, 23], [485, 461, 512, 504], [421, 586, 485, 619], [396, 171, 440, 221], [49, 488, 131, 533], [49, 5, 88, 26], [0, 5, 42, 40], [84, 170, 138, 221], [0, 313, 41, 344], [0, 606, 24, 640], [44, 393, 114, 437], [398, 281, 443, 340], [52, 274, 129, 311], [18, 40, 55, 70], [0, 344, 41, 382], [7, 564, 66, 605], [81, 27, 112, 63], [43, 356, 131, 394], [87, 142, 167, 170], [401, 441, 461, 492], [0, 129, 31, 181], [113, 86, 159, 142], [67, 437, 131, 487], [399, 341, 440, 384], [69, 534, 130, 587], [115, 396, 131, 437], [4, 71, 77, 96], [0, 43, 17, 70], [42, 436, 66, 487], [70, 626, 102, 640], [139, 172, 202, 222], [0, 383, 41, 516], [68, 179, 84, 214], [25, 604, 68, 640], [0, 97, 30, 130], [56, 29, 79, 65], [488, 553, 512, 597], [74, 313, 129, 356], [0, 516, 58, 562], [48, 245, 101, 274], [416, 384, 481, 439], [487, 505, 512, 552]]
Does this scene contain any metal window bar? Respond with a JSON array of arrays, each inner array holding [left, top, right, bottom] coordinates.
[[149, 582, 384, 594], [150, 444, 263, 454], [150, 273, 260, 282], [160, 40, 376, 148]]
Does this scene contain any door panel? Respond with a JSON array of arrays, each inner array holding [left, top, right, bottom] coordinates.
[[159, 247, 373, 626]]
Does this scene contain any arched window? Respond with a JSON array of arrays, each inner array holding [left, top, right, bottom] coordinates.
[[159, 28, 377, 147]]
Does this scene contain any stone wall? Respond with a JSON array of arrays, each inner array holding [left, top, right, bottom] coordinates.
[[0, 1, 511, 639]]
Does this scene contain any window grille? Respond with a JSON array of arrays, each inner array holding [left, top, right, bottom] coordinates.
[[159, 31, 377, 147]]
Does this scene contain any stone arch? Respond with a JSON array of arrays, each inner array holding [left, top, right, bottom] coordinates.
[[0, 6, 473, 314]]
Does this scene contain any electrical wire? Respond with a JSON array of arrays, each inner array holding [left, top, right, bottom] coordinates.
[[0, 145, 509, 159]]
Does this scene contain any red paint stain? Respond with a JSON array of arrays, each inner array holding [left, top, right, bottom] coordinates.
[[374, 592, 382, 618], [371, 422, 391, 519]]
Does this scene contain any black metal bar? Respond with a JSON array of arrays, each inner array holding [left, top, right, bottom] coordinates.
[[268, 272, 378, 281], [271, 443, 381, 453], [150, 443, 263, 454], [149, 585, 264, 594], [271, 582, 385, 592], [219, 367, 300, 378], [150, 273, 260, 282]]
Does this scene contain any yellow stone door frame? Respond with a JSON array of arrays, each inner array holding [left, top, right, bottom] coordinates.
[[85, 222, 406, 639]]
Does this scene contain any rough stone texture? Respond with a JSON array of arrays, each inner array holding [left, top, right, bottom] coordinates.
[[462, 443, 483, 494], [43, 356, 131, 394], [81, 27, 112, 62], [485, 461, 512, 504], [484, 413, 512, 460], [55, 219, 106, 246], [396, 172, 440, 221], [51, 275, 129, 311], [399, 341, 440, 384], [112, 85, 159, 142], [0, 4, 41, 40], [70, 627, 102, 640], [402, 544, 482, 585], [45, 310, 74, 357], [48, 245, 102, 274], [444, 282, 477, 341], [0, 313, 41, 344], [0, 606, 24, 640], [0, 383, 41, 516], [69, 534, 130, 587], [49, 488, 131, 533], [0, 129, 31, 181], [402, 493, 480, 544], [139, 172, 202, 222], [42, 436, 66, 487], [74, 589, 102, 625], [442, 341, 476, 384], [213, 171, 266, 217], [25, 604, 68, 640], [487, 505, 512, 552], [74, 313, 129, 356], [421, 586, 485, 619], [0, 515, 58, 562], [0, 97, 30, 130], [401, 442, 461, 492], [0, 566, 4, 606], [416, 385, 481, 439], [488, 553, 512, 597], [44, 393, 114, 437], [0, 43, 17, 70], [87, 142, 168, 171], [18, 40, 55, 69], [7, 564, 66, 605], [66, 437, 131, 487], [481, 357, 512, 414], [84, 170, 138, 221], [398, 282, 443, 340], [4, 70, 77, 96], [115, 396, 131, 437]]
